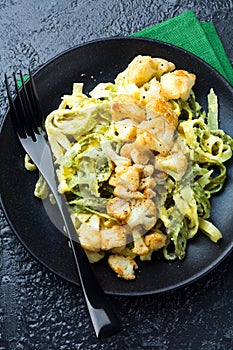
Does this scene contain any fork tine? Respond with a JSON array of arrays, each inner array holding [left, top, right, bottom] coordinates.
[[5, 73, 25, 138], [5, 70, 44, 141], [13, 72, 32, 136], [18, 70, 38, 140], [28, 69, 44, 130]]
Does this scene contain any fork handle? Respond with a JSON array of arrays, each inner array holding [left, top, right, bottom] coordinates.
[[56, 198, 122, 338], [55, 197, 122, 338]]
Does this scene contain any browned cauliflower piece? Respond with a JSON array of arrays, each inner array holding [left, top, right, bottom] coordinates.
[[109, 164, 144, 197], [141, 164, 154, 177], [111, 94, 146, 123], [139, 78, 161, 105], [116, 55, 175, 87], [101, 225, 127, 250], [107, 197, 131, 222], [78, 214, 127, 252], [112, 119, 137, 141], [160, 70, 196, 101], [114, 185, 144, 199], [108, 254, 138, 280], [126, 198, 157, 231], [136, 117, 175, 155], [117, 164, 141, 191], [108, 172, 119, 187], [138, 176, 156, 191], [152, 57, 176, 79], [154, 140, 188, 181], [78, 222, 101, 252], [120, 142, 152, 165], [146, 98, 178, 127], [143, 188, 157, 199], [132, 228, 149, 256], [144, 230, 168, 251]]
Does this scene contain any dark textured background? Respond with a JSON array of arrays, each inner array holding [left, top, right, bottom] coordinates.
[[0, 1, 233, 349]]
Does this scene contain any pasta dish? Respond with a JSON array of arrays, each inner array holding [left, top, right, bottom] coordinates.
[[26, 55, 233, 280]]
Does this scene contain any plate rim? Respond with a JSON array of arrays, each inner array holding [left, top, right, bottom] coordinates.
[[33, 36, 233, 89]]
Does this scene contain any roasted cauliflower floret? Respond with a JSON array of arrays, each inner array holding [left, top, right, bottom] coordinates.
[[154, 152, 187, 181], [139, 78, 161, 105], [136, 117, 175, 155], [114, 185, 144, 199], [154, 141, 188, 181], [108, 254, 138, 280], [78, 212, 127, 251], [138, 176, 156, 191], [146, 98, 178, 127], [107, 197, 131, 222], [108, 172, 119, 187], [110, 164, 142, 192], [101, 225, 127, 250], [120, 142, 152, 165], [152, 57, 176, 79], [112, 119, 137, 141], [111, 94, 146, 123], [116, 55, 175, 87], [77, 215, 101, 252], [114, 165, 130, 176], [126, 198, 157, 230], [160, 70, 196, 101], [139, 230, 167, 261], [141, 164, 154, 177], [118, 164, 141, 191], [132, 228, 149, 256], [144, 230, 168, 251]]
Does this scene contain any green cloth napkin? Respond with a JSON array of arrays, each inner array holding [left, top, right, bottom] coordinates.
[[132, 10, 233, 86]]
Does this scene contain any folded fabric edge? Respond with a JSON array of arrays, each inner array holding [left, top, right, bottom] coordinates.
[[131, 10, 232, 86], [201, 22, 233, 85]]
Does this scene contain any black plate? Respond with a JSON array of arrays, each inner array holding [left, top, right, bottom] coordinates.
[[1, 37, 233, 296]]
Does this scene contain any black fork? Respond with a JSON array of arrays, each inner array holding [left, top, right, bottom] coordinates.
[[5, 71, 122, 338]]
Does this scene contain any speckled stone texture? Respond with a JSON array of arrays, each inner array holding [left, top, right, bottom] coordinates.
[[0, 1, 233, 349]]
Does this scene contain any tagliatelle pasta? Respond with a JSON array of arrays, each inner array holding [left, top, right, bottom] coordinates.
[[27, 55, 233, 280]]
